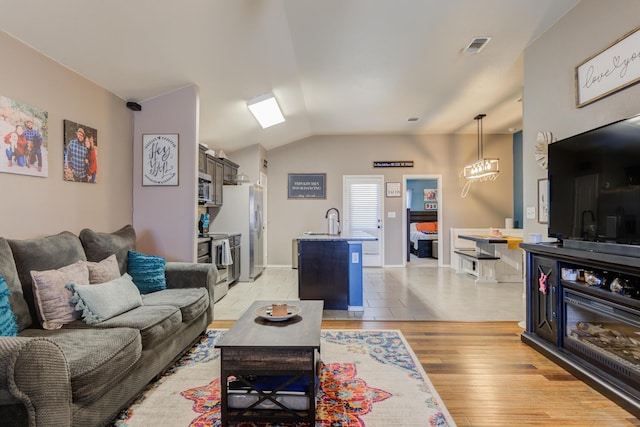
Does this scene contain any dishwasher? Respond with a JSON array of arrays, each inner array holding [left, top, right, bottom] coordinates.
[[228, 234, 241, 285]]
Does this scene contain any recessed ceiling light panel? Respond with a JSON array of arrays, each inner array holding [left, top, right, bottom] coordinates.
[[247, 93, 285, 129]]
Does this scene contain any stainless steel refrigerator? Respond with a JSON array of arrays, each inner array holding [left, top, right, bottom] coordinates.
[[212, 184, 264, 281]]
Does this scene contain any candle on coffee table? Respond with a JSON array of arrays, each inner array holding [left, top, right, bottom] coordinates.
[[272, 303, 288, 316]]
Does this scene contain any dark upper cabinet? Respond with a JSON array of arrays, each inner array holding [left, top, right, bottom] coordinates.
[[205, 154, 224, 206], [198, 145, 207, 173], [222, 159, 239, 185], [214, 158, 224, 205]]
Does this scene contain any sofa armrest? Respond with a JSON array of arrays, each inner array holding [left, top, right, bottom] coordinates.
[[0, 336, 71, 427], [164, 262, 218, 322]]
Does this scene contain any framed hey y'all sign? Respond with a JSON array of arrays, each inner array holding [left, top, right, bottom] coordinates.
[[142, 133, 179, 186]]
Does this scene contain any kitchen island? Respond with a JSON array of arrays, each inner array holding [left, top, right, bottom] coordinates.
[[297, 231, 376, 310]]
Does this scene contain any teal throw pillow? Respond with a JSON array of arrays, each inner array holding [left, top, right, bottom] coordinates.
[[127, 250, 167, 294], [67, 273, 143, 325], [0, 275, 19, 336]]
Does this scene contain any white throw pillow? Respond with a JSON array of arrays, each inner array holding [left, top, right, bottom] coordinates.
[[67, 273, 143, 325]]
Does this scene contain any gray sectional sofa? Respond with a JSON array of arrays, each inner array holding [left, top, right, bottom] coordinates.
[[0, 225, 218, 427]]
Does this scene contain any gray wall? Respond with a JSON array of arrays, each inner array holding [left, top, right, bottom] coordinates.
[[133, 85, 200, 262], [0, 31, 133, 239], [522, 0, 640, 240], [267, 133, 514, 266]]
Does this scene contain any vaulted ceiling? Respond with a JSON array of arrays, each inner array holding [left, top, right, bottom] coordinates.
[[0, 0, 579, 151]]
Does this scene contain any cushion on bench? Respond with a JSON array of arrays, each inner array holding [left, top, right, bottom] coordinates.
[[141, 288, 209, 323]]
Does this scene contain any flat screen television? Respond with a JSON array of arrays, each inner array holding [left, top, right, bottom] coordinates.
[[548, 113, 640, 256]]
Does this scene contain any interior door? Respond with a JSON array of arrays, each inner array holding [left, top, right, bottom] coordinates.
[[343, 175, 384, 266]]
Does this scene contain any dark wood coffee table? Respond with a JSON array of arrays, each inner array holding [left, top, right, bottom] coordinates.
[[216, 300, 324, 426]]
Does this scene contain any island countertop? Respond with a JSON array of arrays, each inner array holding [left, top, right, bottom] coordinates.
[[458, 234, 511, 244], [297, 231, 377, 241]]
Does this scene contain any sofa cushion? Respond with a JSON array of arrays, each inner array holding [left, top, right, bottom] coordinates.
[[84, 254, 120, 284], [0, 276, 18, 336], [142, 288, 209, 323], [127, 251, 167, 294], [90, 305, 181, 349], [8, 231, 87, 328], [0, 238, 31, 331], [30, 260, 89, 330], [79, 225, 136, 275], [19, 327, 141, 405], [68, 273, 143, 324]]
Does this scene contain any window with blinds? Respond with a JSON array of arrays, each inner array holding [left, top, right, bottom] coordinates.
[[346, 180, 381, 258], [349, 183, 379, 229]]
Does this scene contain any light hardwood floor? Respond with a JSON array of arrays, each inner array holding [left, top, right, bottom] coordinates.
[[210, 319, 640, 426]]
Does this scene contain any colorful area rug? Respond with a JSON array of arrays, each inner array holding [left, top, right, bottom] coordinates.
[[111, 329, 455, 427]]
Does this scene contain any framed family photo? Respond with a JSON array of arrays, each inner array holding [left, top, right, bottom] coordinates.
[[63, 120, 98, 183], [0, 95, 48, 177]]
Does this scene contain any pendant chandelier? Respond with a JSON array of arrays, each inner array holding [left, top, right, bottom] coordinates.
[[460, 114, 499, 197]]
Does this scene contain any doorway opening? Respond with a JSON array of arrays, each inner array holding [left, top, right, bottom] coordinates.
[[403, 174, 443, 267]]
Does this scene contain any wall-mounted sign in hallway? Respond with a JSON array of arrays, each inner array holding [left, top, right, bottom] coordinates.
[[142, 134, 179, 186], [288, 173, 326, 199], [373, 161, 414, 168]]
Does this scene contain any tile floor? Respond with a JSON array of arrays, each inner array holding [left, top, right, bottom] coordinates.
[[213, 254, 526, 322]]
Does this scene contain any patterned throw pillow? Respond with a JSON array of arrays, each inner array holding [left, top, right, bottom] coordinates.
[[0, 275, 18, 336], [67, 273, 143, 324], [30, 260, 90, 330], [127, 251, 166, 294], [84, 254, 121, 284]]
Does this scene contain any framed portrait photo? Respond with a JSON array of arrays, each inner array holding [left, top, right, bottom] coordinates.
[[142, 133, 179, 186], [538, 178, 549, 224], [63, 119, 98, 183]]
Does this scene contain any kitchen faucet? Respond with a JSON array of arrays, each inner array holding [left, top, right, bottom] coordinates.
[[581, 209, 595, 239], [325, 208, 341, 234]]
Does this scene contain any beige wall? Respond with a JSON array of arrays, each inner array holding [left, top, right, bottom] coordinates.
[[267, 133, 514, 266], [522, 0, 640, 240], [228, 143, 268, 187], [0, 31, 133, 239]]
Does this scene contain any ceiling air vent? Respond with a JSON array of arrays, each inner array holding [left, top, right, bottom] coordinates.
[[463, 36, 491, 54]]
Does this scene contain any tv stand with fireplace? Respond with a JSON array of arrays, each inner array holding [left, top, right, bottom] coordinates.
[[521, 242, 640, 417]]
